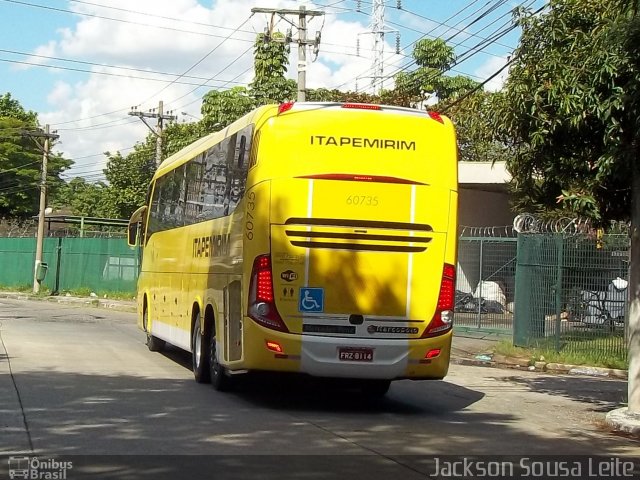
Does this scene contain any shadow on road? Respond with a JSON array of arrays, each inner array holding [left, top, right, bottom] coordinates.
[[500, 375, 628, 413], [1, 366, 635, 457], [159, 346, 484, 414]]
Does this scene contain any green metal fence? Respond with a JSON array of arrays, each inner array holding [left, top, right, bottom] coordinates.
[[455, 236, 518, 334], [514, 233, 628, 360], [0, 237, 139, 294]]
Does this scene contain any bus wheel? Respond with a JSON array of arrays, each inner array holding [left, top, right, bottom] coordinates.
[[208, 331, 232, 391], [144, 307, 165, 352], [192, 312, 211, 384], [360, 379, 391, 397]]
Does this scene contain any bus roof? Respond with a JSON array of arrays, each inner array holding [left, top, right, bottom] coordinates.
[[152, 102, 451, 181]]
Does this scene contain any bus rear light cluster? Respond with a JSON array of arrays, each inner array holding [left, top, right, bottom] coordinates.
[[278, 102, 295, 114], [342, 103, 382, 110], [297, 173, 423, 185], [248, 255, 289, 333], [425, 348, 441, 359], [422, 263, 455, 338], [266, 341, 284, 353], [428, 111, 445, 124]]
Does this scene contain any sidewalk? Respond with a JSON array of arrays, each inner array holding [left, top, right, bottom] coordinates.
[[451, 330, 628, 379], [0, 290, 137, 313]]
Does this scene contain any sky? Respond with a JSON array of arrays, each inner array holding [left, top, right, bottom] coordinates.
[[0, 0, 545, 182]]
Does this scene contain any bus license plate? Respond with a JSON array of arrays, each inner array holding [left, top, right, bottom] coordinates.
[[338, 347, 374, 362]]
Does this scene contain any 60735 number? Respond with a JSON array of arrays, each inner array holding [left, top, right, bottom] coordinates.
[[346, 195, 379, 206]]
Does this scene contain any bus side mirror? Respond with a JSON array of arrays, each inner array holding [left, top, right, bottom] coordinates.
[[128, 205, 148, 247], [127, 222, 139, 247]]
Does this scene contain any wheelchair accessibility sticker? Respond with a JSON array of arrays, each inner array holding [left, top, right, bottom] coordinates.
[[299, 288, 324, 313]]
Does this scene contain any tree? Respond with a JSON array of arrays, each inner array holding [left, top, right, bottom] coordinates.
[[52, 177, 107, 217], [0, 94, 71, 217], [100, 139, 157, 219], [395, 39, 479, 106], [445, 91, 512, 163], [496, 1, 632, 220], [496, 0, 640, 415], [388, 38, 507, 163], [0, 93, 37, 124], [201, 87, 255, 132], [250, 33, 297, 104]]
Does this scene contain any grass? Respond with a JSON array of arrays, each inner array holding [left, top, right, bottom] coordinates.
[[0, 284, 135, 301], [493, 339, 628, 370]]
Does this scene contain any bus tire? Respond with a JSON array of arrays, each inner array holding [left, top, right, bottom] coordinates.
[[360, 379, 391, 397], [192, 312, 211, 384], [144, 307, 165, 352], [208, 330, 232, 391]]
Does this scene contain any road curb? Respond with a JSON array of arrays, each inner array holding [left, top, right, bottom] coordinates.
[[606, 407, 640, 438], [451, 357, 628, 379], [0, 291, 137, 313]]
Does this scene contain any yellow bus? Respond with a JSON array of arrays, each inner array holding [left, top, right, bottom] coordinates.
[[128, 102, 458, 395]]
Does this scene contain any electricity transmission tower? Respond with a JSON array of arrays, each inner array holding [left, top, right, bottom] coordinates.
[[357, 0, 401, 94]]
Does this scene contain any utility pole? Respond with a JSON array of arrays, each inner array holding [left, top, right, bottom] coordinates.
[[128, 100, 177, 167], [22, 125, 59, 293], [252, 6, 324, 102], [298, 6, 308, 102]]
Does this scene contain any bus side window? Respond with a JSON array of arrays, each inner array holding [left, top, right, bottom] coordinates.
[[201, 142, 229, 220], [237, 135, 246, 168], [227, 125, 253, 214], [248, 129, 260, 169], [147, 179, 162, 238], [183, 156, 202, 226], [172, 164, 187, 227]]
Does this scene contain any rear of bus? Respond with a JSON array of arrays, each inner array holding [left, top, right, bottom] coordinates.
[[241, 102, 457, 383]]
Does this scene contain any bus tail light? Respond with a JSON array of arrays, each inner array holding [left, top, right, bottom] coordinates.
[[422, 263, 455, 338], [342, 103, 382, 110], [278, 102, 295, 114], [248, 255, 289, 333], [425, 348, 441, 359], [428, 111, 445, 124], [266, 341, 283, 353]]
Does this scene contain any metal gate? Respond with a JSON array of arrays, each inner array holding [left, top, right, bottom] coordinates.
[[455, 229, 518, 335]]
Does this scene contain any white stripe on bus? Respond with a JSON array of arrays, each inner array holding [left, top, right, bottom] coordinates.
[[406, 184, 416, 318]]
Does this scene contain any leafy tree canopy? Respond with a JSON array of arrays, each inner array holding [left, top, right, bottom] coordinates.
[[0, 94, 71, 218], [497, 0, 639, 221], [395, 39, 479, 105], [0, 93, 37, 124], [250, 32, 297, 105], [446, 91, 511, 163]]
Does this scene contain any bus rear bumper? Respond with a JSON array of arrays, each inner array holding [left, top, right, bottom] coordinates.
[[239, 321, 451, 380], [299, 334, 451, 380]]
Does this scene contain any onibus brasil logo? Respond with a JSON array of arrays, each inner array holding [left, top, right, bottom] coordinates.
[[8, 457, 73, 479]]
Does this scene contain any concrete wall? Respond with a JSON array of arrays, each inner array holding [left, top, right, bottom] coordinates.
[[458, 187, 514, 228]]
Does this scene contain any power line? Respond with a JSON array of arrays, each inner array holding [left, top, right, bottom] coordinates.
[[0, 57, 250, 89], [0, 48, 254, 85], [365, 0, 535, 94], [372, 0, 517, 87], [334, 0, 513, 91], [0, 0, 258, 42], [137, 14, 255, 107]]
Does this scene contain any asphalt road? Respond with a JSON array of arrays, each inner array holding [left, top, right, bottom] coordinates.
[[0, 298, 637, 479]]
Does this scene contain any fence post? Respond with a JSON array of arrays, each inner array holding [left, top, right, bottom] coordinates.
[[53, 237, 63, 295], [513, 234, 530, 346], [476, 238, 484, 329], [554, 235, 564, 352]]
